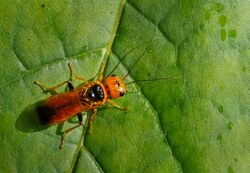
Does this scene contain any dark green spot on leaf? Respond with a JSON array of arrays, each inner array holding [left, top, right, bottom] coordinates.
[[228, 29, 237, 38], [217, 134, 223, 141], [218, 105, 224, 113], [219, 15, 227, 27], [220, 29, 227, 41], [227, 122, 233, 130], [241, 65, 247, 72], [228, 166, 235, 173]]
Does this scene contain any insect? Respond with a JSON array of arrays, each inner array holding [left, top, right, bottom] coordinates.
[[34, 61, 129, 148], [34, 39, 178, 149]]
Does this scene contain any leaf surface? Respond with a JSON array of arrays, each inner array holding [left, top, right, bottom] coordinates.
[[0, 0, 249, 173]]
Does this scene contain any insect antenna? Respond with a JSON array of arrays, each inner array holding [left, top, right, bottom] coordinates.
[[122, 47, 149, 80], [106, 37, 159, 77], [120, 43, 181, 84], [125, 91, 138, 94], [125, 77, 181, 85]]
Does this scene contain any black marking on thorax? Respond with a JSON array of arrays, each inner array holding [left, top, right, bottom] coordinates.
[[86, 84, 104, 102]]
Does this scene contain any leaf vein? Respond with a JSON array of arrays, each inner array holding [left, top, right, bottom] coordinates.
[[126, 2, 176, 46]]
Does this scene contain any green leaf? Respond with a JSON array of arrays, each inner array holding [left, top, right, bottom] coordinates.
[[1, 0, 249, 173]]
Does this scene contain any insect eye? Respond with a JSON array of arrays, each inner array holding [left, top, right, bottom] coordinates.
[[120, 91, 124, 97]]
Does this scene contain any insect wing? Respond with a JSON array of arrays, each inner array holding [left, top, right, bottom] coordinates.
[[36, 90, 84, 124]]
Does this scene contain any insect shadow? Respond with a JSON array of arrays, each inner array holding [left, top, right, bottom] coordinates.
[[15, 102, 51, 132]]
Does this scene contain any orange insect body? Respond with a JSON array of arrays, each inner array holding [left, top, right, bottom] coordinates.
[[35, 72, 127, 148], [36, 78, 125, 124], [37, 81, 105, 124]]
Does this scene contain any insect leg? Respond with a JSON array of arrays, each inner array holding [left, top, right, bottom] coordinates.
[[34, 80, 69, 92], [89, 109, 97, 133], [67, 80, 74, 91], [107, 99, 127, 110], [67, 80, 88, 91], [77, 113, 83, 122], [68, 63, 87, 83], [59, 112, 83, 149]]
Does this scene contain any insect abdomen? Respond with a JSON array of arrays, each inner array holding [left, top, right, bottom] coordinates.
[[36, 103, 56, 124], [36, 92, 84, 124]]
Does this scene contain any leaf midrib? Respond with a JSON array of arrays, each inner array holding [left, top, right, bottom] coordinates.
[[68, 1, 127, 172]]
